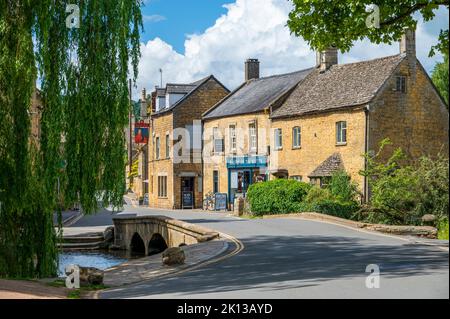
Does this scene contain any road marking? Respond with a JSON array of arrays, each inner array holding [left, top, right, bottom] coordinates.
[[91, 231, 244, 299]]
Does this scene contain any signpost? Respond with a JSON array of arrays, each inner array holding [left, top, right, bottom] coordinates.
[[214, 193, 228, 211], [182, 191, 193, 209]]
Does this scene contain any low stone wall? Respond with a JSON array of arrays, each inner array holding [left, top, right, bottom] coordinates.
[[262, 212, 438, 239], [113, 215, 220, 254]]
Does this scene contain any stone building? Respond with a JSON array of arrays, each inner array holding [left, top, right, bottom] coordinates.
[[202, 29, 448, 206], [202, 59, 312, 207], [148, 75, 229, 209], [270, 29, 449, 201]]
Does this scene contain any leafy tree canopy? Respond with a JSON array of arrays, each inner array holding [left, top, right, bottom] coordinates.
[[288, 0, 449, 56], [431, 54, 449, 106]]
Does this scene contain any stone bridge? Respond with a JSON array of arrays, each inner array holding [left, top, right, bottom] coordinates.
[[112, 215, 220, 255]]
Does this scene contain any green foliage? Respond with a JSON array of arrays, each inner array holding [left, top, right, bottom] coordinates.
[[304, 186, 333, 204], [328, 170, 360, 203], [247, 179, 311, 216], [438, 219, 449, 240], [0, 1, 142, 278], [413, 155, 449, 220], [288, 0, 449, 56], [360, 138, 449, 224], [431, 54, 449, 106], [309, 200, 360, 219]]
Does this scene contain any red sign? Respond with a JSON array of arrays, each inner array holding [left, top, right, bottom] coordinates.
[[134, 121, 149, 144]]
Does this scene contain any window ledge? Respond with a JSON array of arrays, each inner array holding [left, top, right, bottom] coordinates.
[[336, 142, 347, 147], [274, 147, 283, 151], [292, 146, 302, 150]]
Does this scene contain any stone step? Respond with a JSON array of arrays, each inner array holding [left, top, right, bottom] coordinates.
[[63, 235, 104, 244], [58, 241, 105, 250]]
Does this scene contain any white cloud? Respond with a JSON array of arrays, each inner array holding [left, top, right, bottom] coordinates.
[[134, 0, 448, 99], [142, 14, 166, 23]]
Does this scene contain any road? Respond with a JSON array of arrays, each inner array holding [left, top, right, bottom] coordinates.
[[71, 204, 449, 299]]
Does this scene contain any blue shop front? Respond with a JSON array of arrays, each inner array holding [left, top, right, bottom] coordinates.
[[226, 155, 268, 205]]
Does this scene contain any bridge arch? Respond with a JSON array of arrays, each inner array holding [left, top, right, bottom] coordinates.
[[130, 232, 145, 255], [148, 233, 168, 256]]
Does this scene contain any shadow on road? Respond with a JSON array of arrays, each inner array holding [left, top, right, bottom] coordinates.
[[101, 234, 449, 298]]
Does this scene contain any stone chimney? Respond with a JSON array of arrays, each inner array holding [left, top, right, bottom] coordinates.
[[140, 88, 147, 117], [400, 28, 416, 57], [245, 58, 260, 81], [317, 47, 338, 73]]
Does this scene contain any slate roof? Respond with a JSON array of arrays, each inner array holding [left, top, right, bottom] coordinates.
[[271, 54, 406, 119], [166, 83, 197, 94], [308, 153, 344, 178], [203, 68, 314, 120], [152, 75, 228, 116]]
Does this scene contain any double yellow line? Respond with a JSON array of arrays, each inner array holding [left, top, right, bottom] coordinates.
[[91, 231, 244, 299]]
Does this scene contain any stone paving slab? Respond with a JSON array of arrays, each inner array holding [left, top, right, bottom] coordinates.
[[103, 240, 229, 287]]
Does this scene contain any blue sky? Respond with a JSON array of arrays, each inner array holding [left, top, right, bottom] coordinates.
[[136, 0, 449, 98], [141, 0, 230, 54]]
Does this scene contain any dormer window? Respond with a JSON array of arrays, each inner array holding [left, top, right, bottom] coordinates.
[[396, 76, 406, 93]]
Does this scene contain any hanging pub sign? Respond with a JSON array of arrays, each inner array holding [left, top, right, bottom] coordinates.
[[134, 121, 149, 144]]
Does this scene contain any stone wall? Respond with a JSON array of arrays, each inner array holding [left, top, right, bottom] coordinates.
[[203, 112, 271, 198], [369, 57, 449, 162], [148, 112, 175, 209], [148, 77, 229, 209], [270, 108, 367, 188]]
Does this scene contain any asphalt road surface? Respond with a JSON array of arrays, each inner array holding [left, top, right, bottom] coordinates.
[[70, 204, 449, 299]]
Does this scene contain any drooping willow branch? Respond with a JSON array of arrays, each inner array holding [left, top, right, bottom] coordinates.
[[0, 0, 142, 278]]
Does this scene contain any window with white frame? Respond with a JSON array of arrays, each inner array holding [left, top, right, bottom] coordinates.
[[229, 125, 236, 153], [249, 122, 257, 153], [274, 128, 283, 150], [158, 176, 167, 197], [292, 126, 301, 149], [155, 136, 160, 159], [290, 175, 303, 181], [336, 121, 347, 144], [213, 127, 224, 154]]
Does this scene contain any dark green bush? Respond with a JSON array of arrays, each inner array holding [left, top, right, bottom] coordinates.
[[247, 179, 311, 216], [309, 200, 360, 219]]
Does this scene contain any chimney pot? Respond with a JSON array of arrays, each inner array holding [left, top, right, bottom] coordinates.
[[245, 58, 260, 81]]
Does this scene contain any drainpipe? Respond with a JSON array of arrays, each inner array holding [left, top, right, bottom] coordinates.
[[363, 104, 370, 203]]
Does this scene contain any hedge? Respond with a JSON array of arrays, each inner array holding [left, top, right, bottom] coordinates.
[[247, 179, 311, 216]]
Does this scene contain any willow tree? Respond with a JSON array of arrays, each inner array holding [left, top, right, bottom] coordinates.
[[0, 1, 142, 278]]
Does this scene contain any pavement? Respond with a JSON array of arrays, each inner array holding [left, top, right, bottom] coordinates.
[[0, 279, 68, 299], [100, 240, 229, 288], [67, 203, 449, 299]]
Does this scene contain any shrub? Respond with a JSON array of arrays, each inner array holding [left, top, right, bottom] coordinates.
[[438, 219, 449, 240], [361, 139, 449, 225], [309, 200, 360, 219], [304, 186, 333, 204], [329, 170, 360, 203], [247, 179, 311, 216]]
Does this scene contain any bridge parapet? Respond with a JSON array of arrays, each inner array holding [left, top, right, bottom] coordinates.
[[112, 215, 220, 255]]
